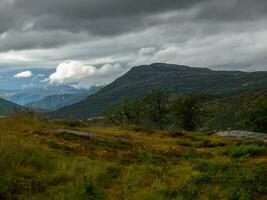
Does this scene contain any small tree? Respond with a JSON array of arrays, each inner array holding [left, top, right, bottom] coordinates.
[[120, 97, 143, 125], [172, 95, 201, 131], [102, 105, 124, 125], [143, 89, 170, 129], [103, 98, 144, 126]]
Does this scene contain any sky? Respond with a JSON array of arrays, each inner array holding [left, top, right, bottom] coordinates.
[[0, 0, 267, 89]]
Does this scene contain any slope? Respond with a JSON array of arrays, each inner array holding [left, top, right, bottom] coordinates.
[[52, 63, 267, 119]]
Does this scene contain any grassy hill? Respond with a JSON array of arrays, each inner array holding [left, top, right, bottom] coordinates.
[[52, 63, 267, 119], [0, 116, 266, 199], [0, 98, 22, 116]]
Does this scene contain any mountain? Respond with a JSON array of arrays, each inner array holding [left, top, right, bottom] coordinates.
[[52, 63, 267, 119], [0, 98, 22, 116], [6, 85, 84, 105], [26, 86, 103, 110]]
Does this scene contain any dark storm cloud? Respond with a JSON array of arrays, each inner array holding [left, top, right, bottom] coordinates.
[[13, 0, 203, 19], [1, 0, 267, 50], [196, 0, 267, 22], [0, 30, 89, 52], [1, 0, 206, 33], [0, 0, 209, 51], [0, 0, 267, 75]]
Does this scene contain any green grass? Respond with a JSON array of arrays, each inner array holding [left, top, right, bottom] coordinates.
[[223, 141, 267, 158], [0, 116, 266, 199]]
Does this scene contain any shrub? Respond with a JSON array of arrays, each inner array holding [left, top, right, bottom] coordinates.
[[223, 143, 267, 158], [171, 95, 201, 131]]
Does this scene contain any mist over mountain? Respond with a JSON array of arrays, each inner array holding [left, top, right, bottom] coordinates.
[[0, 85, 85, 106], [26, 86, 103, 110]]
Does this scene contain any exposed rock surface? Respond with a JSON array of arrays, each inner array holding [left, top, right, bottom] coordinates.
[[216, 130, 267, 142]]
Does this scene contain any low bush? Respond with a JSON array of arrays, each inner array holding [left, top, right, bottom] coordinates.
[[223, 143, 267, 158]]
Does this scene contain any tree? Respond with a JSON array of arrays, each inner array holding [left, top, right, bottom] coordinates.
[[172, 95, 201, 131], [102, 105, 124, 125], [143, 89, 170, 129], [247, 99, 267, 132], [103, 98, 143, 126], [120, 97, 143, 125]]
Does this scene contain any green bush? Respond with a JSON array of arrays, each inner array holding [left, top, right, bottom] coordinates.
[[223, 143, 267, 158]]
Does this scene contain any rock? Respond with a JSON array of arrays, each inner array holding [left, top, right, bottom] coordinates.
[[216, 130, 267, 142]]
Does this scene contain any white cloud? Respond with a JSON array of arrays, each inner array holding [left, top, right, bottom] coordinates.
[[48, 61, 126, 88], [14, 70, 33, 78], [36, 74, 45, 77]]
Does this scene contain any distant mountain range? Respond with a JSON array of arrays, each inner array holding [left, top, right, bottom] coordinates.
[[6, 85, 84, 105], [26, 86, 103, 110], [51, 63, 267, 119]]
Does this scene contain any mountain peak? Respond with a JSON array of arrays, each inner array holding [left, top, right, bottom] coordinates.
[[52, 63, 267, 119]]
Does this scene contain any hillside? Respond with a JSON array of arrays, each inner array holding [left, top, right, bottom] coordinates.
[[52, 63, 267, 119], [202, 91, 267, 131], [0, 98, 22, 116], [26, 86, 103, 110], [0, 116, 266, 199]]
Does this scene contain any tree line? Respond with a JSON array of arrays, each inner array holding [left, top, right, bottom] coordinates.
[[103, 89, 202, 131], [103, 89, 267, 132]]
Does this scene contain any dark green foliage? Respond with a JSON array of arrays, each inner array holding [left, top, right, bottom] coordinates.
[[223, 142, 267, 158], [143, 89, 170, 129], [192, 160, 267, 199], [203, 92, 267, 131], [119, 97, 143, 125], [102, 105, 124, 125], [83, 178, 104, 200], [103, 90, 170, 129], [171, 95, 201, 131], [178, 139, 225, 148], [247, 99, 267, 132], [103, 91, 204, 131]]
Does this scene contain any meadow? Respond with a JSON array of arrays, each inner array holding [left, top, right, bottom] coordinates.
[[0, 115, 266, 200]]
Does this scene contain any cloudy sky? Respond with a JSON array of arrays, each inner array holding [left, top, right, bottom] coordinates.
[[1, 0, 267, 89]]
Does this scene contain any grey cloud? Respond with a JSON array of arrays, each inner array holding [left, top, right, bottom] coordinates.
[[0, 30, 89, 51], [13, 0, 204, 19], [0, 0, 207, 35], [196, 0, 267, 22], [0, 0, 266, 75]]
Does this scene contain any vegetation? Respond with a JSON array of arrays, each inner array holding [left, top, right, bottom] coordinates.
[[247, 99, 267, 132], [203, 91, 267, 132], [171, 95, 201, 131], [0, 114, 266, 199], [104, 90, 202, 131]]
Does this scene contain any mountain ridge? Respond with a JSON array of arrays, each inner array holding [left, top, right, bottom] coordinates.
[[26, 86, 103, 110], [0, 98, 22, 116], [51, 63, 267, 119]]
